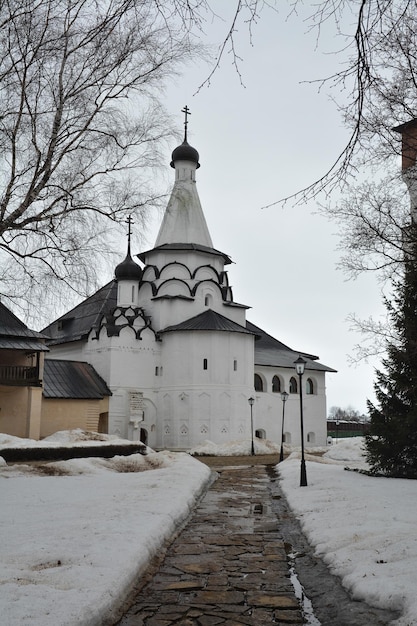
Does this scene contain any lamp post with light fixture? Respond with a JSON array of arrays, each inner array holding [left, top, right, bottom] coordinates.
[[294, 356, 308, 486], [279, 391, 289, 462], [248, 396, 255, 456]]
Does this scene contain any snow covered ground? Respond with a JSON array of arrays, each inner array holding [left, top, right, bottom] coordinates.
[[0, 431, 212, 626], [0, 432, 416, 625], [278, 440, 417, 626]]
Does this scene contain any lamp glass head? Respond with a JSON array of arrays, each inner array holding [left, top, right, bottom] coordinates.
[[294, 356, 306, 375]]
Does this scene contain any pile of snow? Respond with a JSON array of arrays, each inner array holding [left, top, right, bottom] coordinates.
[[190, 437, 282, 456], [0, 439, 211, 626], [323, 436, 367, 463], [0, 451, 172, 478], [0, 429, 138, 450], [279, 437, 417, 625]]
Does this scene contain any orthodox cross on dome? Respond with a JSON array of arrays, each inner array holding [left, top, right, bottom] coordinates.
[[181, 105, 191, 142], [125, 214, 133, 255]]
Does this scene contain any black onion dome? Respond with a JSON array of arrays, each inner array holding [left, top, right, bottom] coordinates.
[[170, 140, 200, 168], [114, 253, 142, 281]]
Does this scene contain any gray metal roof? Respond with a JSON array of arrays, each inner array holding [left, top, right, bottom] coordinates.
[[247, 320, 337, 373], [42, 281, 117, 346], [0, 302, 49, 351], [160, 309, 254, 335], [43, 359, 112, 399], [0, 338, 49, 351]]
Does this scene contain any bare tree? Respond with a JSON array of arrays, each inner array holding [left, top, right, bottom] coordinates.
[[0, 0, 278, 324], [325, 177, 412, 280], [328, 405, 363, 422], [278, 0, 417, 205], [0, 0, 201, 321], [275, 2, 417, 362]]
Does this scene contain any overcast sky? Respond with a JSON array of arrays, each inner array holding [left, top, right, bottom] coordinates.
[[142, 2, 392, 415]]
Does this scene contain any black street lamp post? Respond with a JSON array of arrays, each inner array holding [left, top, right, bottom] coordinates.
[[294, 356, 308, 487], [279, 391, 289, 462], [248, 396, 255, 456]]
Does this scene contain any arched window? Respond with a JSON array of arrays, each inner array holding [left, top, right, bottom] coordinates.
[[272, 375, 281, 393], [254, 374, 263, 392], [307, 432, 316, 444], [289, 377, 298, 394], [306, 378, 314, 395]]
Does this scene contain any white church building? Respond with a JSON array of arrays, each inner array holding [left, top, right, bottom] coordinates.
[[43, 115, 335, 450]]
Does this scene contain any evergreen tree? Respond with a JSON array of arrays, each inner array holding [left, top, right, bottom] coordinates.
[[366, 226, 417, 478]]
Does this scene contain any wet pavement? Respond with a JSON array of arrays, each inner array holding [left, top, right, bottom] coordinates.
[[115, 457, 399, 626]]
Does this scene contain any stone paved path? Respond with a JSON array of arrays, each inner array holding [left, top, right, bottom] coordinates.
[[117, 462, 305, 625]]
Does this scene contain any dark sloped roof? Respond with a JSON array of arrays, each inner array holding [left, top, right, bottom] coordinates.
[[247, 320, 337, 373], [160, 309, 254, 335], [138, 243, 232, 265], [43, 359, 112, 399], [0, 302, 49, 351], [42, 281, 117, 345], [0, 338, 49, 351]]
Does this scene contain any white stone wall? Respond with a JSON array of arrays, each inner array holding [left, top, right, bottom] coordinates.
[[139, 248, 245, 331], [154, 329, 255, 449], [252, 366, 328, 447]]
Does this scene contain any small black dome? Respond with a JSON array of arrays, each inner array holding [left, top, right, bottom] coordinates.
[[170, 140, 200, 168], [114, 253, 142, 281]]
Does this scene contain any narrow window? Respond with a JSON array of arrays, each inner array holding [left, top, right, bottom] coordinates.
[[306, 378, 314, 395], [204, 295, 210, 306], [131, 285, 135, 301], [155, 366, 159, 376], [203, 358, 208, 370], [289, 377, 298, 394], [272, 375, 281, 393], [254, 373, 263, 392], [233, 359, 237, 371]]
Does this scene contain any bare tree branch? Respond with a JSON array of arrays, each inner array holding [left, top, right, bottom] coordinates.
[[0, 0, 200, 318]]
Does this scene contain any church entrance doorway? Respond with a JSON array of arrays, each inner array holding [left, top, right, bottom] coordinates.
[[140, 428, 148, 445]]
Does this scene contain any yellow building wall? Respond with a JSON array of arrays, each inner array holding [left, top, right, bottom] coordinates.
[[0, 351, 45, 439], [27, 387, 42, 440], [40, 397, 110, 438], [0, 386, 32, 438]]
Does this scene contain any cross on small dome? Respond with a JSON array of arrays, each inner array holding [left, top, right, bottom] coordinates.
[[170, 105, 200, 169], [114, 215, 142, 280]]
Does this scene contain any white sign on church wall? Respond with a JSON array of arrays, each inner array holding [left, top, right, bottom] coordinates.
[[129, 391, 144, 420]]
